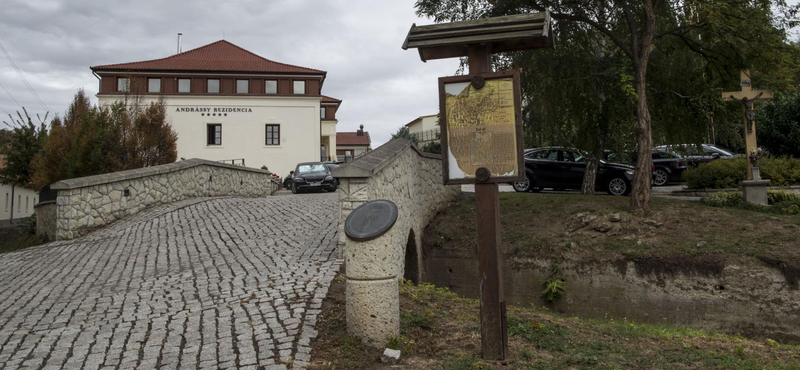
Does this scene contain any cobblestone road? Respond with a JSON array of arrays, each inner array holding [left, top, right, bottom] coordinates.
[[0, 193, 341, 370]]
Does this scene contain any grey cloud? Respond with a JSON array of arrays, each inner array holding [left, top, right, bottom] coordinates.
[[0, 0, 459, 145]]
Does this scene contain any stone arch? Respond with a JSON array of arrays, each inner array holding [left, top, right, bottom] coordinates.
[[403, 228, 420, 284]]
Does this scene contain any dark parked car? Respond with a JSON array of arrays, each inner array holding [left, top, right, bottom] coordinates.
[[651, 148, 687, 186], [605, 148, 689, 186], [291, 162, 337, 194], [513, 147, 636, 196], [656, 144, 738, 167], [283, 171, 295, 190], [323, 161, 342, 187]]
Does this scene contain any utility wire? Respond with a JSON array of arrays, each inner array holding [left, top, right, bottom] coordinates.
[[0, 39, 49, 112], [0, 79, 23, 110]]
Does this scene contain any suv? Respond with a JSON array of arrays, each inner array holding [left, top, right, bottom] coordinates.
[[290, 162, 338, 194], [512, 147, 635, 196]]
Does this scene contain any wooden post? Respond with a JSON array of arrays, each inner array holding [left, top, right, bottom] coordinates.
[[468, 44, 509, 361]]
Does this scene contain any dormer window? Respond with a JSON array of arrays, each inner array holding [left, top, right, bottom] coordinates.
[[148, 78, 161, 93], [117, 78, 130, 92], [293, 80, 305, 95], [265, 80, 277, 94], [236, 79, 249, 94], [207, 79, 220, 93], [178, 78, 191, 93]]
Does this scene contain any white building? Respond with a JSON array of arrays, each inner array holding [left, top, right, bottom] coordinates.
[[91, 40, 342, 177], [336, 125, 372, 162], [0, 157, 38, 222], [405, 114, 440, 146]]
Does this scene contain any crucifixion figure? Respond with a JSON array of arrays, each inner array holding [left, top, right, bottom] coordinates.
[[722, 70, 772, 180]]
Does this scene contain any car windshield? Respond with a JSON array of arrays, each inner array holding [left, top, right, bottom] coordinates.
[[297, 164, 328, 174]]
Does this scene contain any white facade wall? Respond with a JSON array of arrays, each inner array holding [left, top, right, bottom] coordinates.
[[407, 115, 438, 134], [1, 184, 37, 222], [98, 94, 322, 177]]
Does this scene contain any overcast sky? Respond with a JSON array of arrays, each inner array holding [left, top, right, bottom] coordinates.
[[0, 0, 460, 147]]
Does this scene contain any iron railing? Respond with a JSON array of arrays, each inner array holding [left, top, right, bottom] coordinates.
[[410, 128, 440, 143], [218, 158, 246, 166]]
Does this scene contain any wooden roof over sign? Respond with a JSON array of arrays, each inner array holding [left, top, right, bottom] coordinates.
[[402, 12, 553, 62]]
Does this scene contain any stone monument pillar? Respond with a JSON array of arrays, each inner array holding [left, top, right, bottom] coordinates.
[[344, 200, 401, 346]]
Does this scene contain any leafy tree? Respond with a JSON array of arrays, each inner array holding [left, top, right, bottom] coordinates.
[[0, 109, 48, 188], [0, 129, 12, 148], [125, 98, 178, 168], [422, 141, 442, 154], [31, 90, 178, 189], [758, 89, 800, 157], [391, 126, 420, 145], [416, 0, 800, 214]]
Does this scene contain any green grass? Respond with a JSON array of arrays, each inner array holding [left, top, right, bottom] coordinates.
[[428, 193, 800, 270]]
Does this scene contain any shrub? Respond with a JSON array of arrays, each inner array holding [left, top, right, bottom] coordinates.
[[767, 190, 800, 205], [685, 157, 800, 189], [540, 279, 565, 303], [701, 191, 742, 207], [783, 204, 800, 215]]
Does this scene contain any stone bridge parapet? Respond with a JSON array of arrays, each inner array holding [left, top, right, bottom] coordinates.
[[36, 158, 281, 240], [332, 138, 460, 345]]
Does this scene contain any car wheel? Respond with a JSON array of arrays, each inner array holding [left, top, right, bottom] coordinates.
[[607, 177, 629, 196], [291, 182, 298, 194], [329, 184, 338, 192], [653, 169, 669, 186], [512, 174, 532, 192]]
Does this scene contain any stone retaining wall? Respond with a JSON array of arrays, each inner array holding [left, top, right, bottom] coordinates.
[[332, 139, 460, 346], [38, 159, 281, 240]]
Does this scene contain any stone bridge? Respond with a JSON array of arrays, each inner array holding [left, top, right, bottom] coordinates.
[[0, 193, 339, 370]]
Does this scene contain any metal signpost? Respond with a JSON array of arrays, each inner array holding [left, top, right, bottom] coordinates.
[[403, 12, 553, 361]]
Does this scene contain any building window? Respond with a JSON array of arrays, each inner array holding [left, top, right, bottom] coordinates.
[[25, 197, 28, 212], [148, 78, 161, 93], [236, 79, 249, 94], [293, 80, 305, 94], [265, 124, 280, 145], [178, 78, 191, 93], [265, 80, 277, 94], [17, 195, 21, 211], [207, 79, 220, 93], [320, 107, 326, 119], [207, 124, 222, 145], [4, 193, 7, 211], [117, 77, 130, 92]]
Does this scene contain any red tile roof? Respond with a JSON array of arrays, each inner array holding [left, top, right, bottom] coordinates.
[[91, 40, 325, 74], [337, 132, 371, 146], [321, 95, 341, 103]]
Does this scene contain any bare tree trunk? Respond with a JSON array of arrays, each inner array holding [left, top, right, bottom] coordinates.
[[629, 0, 656, 216], [581, 157, 599, 194], [631, 65, 653, 216]]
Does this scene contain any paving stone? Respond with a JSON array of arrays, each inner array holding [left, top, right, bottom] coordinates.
[[0, 194, 341, 369]]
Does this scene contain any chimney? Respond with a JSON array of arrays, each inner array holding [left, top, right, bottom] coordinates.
[[177, 33, 183, 54], [357, 124, 364, 136]]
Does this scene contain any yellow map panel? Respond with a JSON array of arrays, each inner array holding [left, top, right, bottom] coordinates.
[[445, 78, 517, 178]]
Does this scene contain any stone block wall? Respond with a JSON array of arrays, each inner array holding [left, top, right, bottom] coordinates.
[[34, 201, 56, 241], [332, 139, 460, 346], [38, 159, 281, 240]]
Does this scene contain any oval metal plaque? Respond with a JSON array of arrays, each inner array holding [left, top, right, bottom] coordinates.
[[345, 199, 398, 242]]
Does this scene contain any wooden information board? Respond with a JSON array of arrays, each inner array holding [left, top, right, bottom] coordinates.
[[438, 70, 523, 185]]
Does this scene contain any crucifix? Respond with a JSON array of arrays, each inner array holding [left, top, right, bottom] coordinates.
[[721, 70, 773, 180]]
